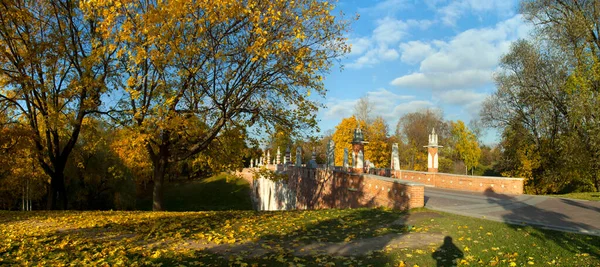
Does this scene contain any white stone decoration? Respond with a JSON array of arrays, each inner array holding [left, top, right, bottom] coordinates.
[[391, 143, 400, 170], [357, 150, 364, 169], [326, 140, 335, 168], [343, 148, 349, 168], [276, 146, 281, 164], [296, 147, 302, 167]]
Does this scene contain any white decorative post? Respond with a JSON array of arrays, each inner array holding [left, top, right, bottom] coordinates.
[[296, 147, 302, 167], [307, 150, 318, 168], [326, 140, 335, 168], [343, 148, 349, 168], [391, 143, 400, 171], [424, 128, 443, 173], [250, 158, 254, 168], [357, 150, 364, 169], [284, 146, 291, 164], [352, 124, 366, 171], [276, 146, 281, 165], [266, 150, 271, 165]]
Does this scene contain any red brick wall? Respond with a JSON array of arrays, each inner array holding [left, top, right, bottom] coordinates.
[[286, 167, 424, 210], [390, 170, 524, 194]]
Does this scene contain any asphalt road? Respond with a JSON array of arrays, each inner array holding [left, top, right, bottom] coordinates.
[[424, 187, 600, 236]]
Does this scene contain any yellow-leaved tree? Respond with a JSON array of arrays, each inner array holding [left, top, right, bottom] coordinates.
[[364, 117, 391, 168], [0, 1, 120, 209], [450, 120, 481, 175], [332, 116, 364, 166], [99, 0, 352, 210]]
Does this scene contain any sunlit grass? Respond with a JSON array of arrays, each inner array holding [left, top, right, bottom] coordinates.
[[1, 208, 598, 266]]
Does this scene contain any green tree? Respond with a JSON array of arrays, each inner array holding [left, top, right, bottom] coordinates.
[[482, 0, 600, 193], [450, 121, 481, 175]]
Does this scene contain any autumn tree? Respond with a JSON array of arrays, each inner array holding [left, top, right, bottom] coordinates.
[[105, 0, 351, 210], [354, 95, 374, 125], [395, 109, 449, 171], [332, 116, 363, 166], [450, 120, 481, 175], [0, 1, 119, 209], [482, 0, 600, 193], [364, 116, 391, 168]]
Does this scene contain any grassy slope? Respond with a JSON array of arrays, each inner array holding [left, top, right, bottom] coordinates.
[[137, 173, 253, 211], [0, 208, 598, 266]]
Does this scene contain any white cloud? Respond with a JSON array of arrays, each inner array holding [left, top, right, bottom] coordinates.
[[436, 89, 487, 106], [391, 70, 492, 90], [348, 37, 371, 56], [399, 41, 434, 64], [323, 89, 427, 125], [347, 17, 434, 69], [436, 0, 516, 26], [390, 15, 532, 90], [358, 0, 410, 16]]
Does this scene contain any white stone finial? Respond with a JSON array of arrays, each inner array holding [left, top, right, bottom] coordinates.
[[429, 128, 438, 146]]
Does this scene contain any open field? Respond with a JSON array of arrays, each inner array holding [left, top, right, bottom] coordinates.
[[1, 208, 598, 266]]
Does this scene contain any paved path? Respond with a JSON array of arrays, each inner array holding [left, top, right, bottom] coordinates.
[[424, 187, 600, 236]]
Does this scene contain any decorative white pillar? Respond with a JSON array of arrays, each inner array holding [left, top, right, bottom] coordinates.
[[296, 147, 302, 167], [391, 143, 400, 171], [276, 146, 281, 165], [343, 148, 349, 168], [424, 128, 442, 173]]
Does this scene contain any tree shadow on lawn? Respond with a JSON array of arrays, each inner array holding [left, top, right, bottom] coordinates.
[[483, 188, 600, 259], [26, 208, 446, 266], [149, 208, 445, 266], [560, 198, 600, 213]]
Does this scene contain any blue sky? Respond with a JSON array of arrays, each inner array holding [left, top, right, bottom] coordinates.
[[316, 0, 532, 144]]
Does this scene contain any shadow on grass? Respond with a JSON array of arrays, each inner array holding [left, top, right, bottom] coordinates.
[[432, 236, 463, 267], [14, 208, 430, 266], [483, 188, 600, 258]]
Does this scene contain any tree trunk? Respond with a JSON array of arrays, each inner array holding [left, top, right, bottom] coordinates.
[[152, 161, 166, 211], [152, 142, 170, 211], [47, 171, 68, 210]]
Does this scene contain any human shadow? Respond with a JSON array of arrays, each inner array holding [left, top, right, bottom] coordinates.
[[431, 236, 463, 267], [483, 188, 600, 258]]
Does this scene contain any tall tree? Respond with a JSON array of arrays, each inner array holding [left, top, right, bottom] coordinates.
[[332, 116, 363, 167], [396, 109, 448, 170], [0, 1, 118, 209], [106, 0, 351, 210], [364, 116, 390, 168], [450, 120, 481, 175], [353, 95, 374, 125], [483, 0, 600, 192]]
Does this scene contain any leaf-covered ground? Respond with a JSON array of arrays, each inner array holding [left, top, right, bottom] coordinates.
[[1, 208, 598, 266]]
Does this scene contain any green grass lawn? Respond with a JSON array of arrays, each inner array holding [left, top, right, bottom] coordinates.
[[1, 208, 598, 266], [137, 173, 253, 211], [546, 192, 600, 201]]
